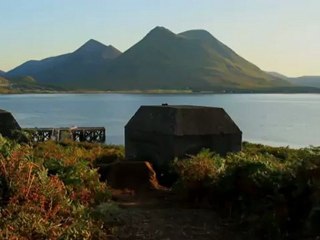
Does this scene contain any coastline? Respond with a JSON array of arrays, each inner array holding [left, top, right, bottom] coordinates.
[[1, 86, 320, 95]]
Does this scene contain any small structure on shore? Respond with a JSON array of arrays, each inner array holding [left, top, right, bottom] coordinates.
[[24, 127, 106, 143], [0, 109, 21, 138], [0, 108, 105, 143], [125, 105, 242, 184]]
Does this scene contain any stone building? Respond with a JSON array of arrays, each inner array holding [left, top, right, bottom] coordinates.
[[125, 105, 242, 184], [0, 109, 21, 138]]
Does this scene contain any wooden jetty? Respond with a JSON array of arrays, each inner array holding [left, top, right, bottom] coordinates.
[[23, 127, 106, 143]]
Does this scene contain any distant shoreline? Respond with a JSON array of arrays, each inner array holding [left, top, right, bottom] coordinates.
[[1, 87, 320, 95]]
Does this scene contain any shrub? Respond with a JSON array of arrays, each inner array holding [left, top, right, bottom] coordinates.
[[0, 137, 119, 239], [173, 143, 320, 238]]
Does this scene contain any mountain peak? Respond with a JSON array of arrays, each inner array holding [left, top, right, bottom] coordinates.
[[179, 29, 216, 42], [146, 26, 176, 39], [76, 39, 107, 52], [152, 26, 170, 31], [74, 39, 122, 59]]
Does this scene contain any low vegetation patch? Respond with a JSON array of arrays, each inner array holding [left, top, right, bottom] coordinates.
[[1, 133, 320, 239], [173, 143, 320, 238], [0, 136, 124, 239]]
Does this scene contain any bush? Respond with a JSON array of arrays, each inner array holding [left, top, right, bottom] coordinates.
[[173, 144, 320, 238], [0, 136, 121, 239]]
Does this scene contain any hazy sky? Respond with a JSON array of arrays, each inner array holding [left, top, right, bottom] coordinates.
[[1, 0, 319, 77]]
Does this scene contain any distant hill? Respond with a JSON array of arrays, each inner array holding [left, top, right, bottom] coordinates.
[[6, 27, 291, 91], [0, 76, 12, 93], [0, 76, 9, 86], [0, 75, 61, 93], [267, 72, 320, 89], [267, 72, 289, 80], [287, 76, 320, 88], [0, 70, 5, 77], [7, 39, 122, 89]]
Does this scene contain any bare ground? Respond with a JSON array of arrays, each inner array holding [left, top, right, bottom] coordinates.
[[108, 189, 248, 240]]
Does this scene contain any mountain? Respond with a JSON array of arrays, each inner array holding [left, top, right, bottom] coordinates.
[[7, 27, 290, 91], [287, 76, 320, 89], [0, 76, 9, 86], [0, 70, 5, 77], [91, 27, 289, 90], [267, 72, 289, 80], [0, 76, 10, 93], [7, 39, 122, 88], [0, 75, 61, 93], [268, 72, 320, 89]]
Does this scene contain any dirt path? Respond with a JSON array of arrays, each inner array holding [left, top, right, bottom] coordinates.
[[109, 189, 246, 240]]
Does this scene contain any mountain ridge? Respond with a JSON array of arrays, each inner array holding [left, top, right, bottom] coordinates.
[[92, 26, 288, 90], [6, 26, 291, 91], [267, 71, 320, 89], [288, 76, 320, 88], [7, 40, 122, 88]]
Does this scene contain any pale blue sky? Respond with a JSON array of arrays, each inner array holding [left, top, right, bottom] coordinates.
[[0, 0, 319, 76]]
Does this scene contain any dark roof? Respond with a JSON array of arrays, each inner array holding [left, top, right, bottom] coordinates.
[[125, 105, 241, 136], [0, 109, 10, 114]]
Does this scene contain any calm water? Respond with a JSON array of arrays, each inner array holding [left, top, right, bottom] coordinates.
[[0, 93, 319, 147]]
